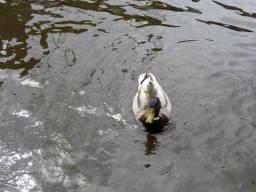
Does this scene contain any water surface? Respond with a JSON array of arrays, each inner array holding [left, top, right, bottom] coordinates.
[[0, 0, 256, 191]]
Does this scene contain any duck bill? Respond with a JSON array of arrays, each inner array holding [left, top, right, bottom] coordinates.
[[146, 108, 155, 124]]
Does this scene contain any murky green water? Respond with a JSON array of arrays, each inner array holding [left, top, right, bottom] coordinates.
[[0, 0, 256, 191]]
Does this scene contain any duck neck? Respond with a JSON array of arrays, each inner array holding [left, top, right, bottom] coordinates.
[[155, 109, 160, 117], [149, 97, 161, 118]]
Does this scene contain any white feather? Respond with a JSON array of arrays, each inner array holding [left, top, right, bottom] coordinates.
[[132, 73, 171, 120]]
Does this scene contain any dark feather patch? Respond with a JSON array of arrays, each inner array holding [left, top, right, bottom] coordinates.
[[140, 73, 148, 85], [145, 81, 157, 99], [139, 114, 169, 134]]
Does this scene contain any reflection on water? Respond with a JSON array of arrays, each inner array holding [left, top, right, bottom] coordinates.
[[0, 1, 40, 77], [0, 0, 256, 191], [144, 134, 159, 156]]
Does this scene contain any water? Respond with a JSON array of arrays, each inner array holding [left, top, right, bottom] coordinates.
[[0, 0, 256, 191]]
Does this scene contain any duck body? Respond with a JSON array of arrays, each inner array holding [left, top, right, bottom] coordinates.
[[132, 73, 171, 133]]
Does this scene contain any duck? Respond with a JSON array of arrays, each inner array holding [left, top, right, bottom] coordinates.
[[132, 73, 171, 134]]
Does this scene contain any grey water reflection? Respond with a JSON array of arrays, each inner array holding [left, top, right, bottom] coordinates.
[[0, 1, 40, 77], [144, 134, 159, 156], [0, 0, 256, 191], [213, 0, 256, 19]]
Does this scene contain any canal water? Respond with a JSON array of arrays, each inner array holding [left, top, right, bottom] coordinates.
[[0, 0, 256, 191]]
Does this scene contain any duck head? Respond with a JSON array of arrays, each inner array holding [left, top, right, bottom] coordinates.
[[146, 97, 161, 124]]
